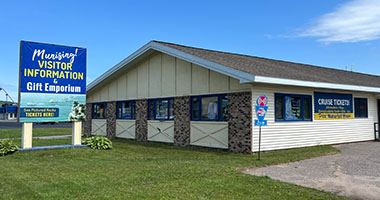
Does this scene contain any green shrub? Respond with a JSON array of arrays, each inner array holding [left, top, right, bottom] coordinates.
[[0, 140, 18, 156], [82, 136, 112, 150]]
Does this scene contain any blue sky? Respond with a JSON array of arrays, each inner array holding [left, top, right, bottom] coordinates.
[[1, 0, 380, 101]]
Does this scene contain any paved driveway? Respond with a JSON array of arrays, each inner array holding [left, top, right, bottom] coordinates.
[[245, 142, 380, 200]]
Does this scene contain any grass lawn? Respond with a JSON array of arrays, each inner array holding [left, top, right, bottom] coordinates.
[[0, 128, 71, 139], [0, 136, 345, 200]]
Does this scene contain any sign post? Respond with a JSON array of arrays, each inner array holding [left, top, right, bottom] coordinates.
[[18, 41, 87, 149], [21, 122, 33, 149], [72, 121, 82, 145], [254, 95, 268, 160]]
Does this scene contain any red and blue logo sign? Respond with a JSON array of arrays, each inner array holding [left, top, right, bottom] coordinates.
[[256, 107, 266, 116], [255, 95, 268, 126], [256, 95, 268, 107]]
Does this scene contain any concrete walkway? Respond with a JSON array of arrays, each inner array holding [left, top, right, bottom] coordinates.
[[32, 135, 72, 139], [244, 142, 380, 200]]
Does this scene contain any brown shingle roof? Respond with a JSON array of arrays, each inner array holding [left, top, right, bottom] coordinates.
[[155, 41, 380, 88]]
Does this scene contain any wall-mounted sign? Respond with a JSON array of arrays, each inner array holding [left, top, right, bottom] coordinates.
[[18, 41, 86, 122], [314, 92, 353, 120]]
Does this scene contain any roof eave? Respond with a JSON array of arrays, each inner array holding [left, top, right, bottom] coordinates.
[[244, 76, 380, 93]]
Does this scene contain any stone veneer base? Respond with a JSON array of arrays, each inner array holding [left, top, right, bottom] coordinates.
[[228, 92, 252, 154]]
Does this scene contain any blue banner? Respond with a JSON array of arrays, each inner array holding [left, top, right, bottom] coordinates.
[[20, 108, 59, 118], [20, 41, 86, 94], [19, 41, 86, 122], [314, 92, 353, 120]]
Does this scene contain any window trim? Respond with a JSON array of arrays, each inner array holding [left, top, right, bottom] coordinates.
[[92, 102, 106, 119], [274, 93, 313, 122], [148, 97, 174, 121], [190, 94, 228, 122], [354, 97, 368, 118], [116, 100, 136, 120]]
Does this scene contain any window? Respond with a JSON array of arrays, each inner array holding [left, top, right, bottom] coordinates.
[[93, 103, 106, 119], [148, 98, 174, 120], [117, 101, 135, 119], [354, 98, 368, 118], [275, 93, 312, 121], [191, 94, 228, 121]]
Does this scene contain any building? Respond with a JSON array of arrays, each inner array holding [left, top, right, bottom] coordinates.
[[85, 41, 380, 153], [0, 105, 18, 120]]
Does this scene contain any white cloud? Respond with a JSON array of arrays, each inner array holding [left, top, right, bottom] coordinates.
[[301, 0, 380, 43]]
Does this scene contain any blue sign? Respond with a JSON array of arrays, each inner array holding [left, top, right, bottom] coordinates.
[[255, 95, 269, 126], [19, 41, 86, 122], [314, 92, 353, 120], [5, 106, 18, 113], [20, 41, 86, 94], [255, 120, 267, 126], [256, 105, 268, 122]]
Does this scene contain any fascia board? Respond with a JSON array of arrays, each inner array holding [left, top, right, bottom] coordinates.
[[251, 76, 380, 93]]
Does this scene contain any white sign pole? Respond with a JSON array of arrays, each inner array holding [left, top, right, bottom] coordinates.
[[72, 121, 82, 145], [22, 122, 33, 149], [258, 125, 262, 160]]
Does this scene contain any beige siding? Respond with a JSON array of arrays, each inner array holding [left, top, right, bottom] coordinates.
[[137, 61, 149, 98], [229, 77, 249, 91], [86, 94, 93, 102], [210, 70, 229, 92], [149, 53, 162, 97], [162, 54, 176, 96], [176, 58, 192, 95], [100, 86, 108, 102], [108, 81, 118, 100], [117, 75, 127, 100], [90, 93, 97, 102], [127, 68, 137, 98], [191, 64, 209, 94], [251, 84, 378, 152], [87, 52, 251, 102], [161, 54, 176, 96]]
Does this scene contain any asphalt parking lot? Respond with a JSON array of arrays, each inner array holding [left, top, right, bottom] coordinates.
[[245, 141, 380, 200], [0, 120, 72, 129]]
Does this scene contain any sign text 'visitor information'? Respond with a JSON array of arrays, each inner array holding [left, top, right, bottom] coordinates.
[[19, 41, 87, 122]]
